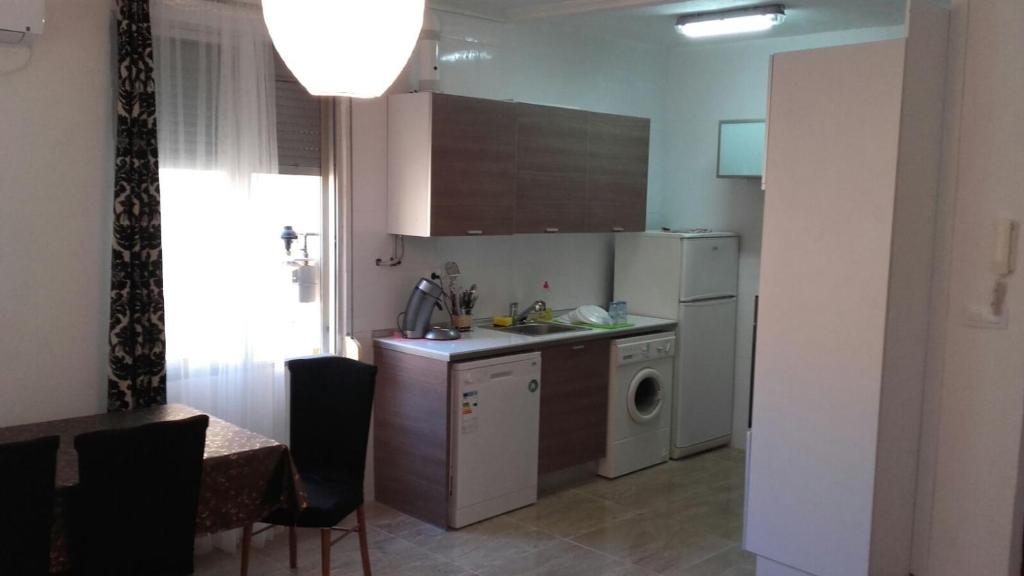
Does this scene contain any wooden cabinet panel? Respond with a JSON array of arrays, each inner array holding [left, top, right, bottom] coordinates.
[[388, 93, 651, 237], [586, 112, 650, 233], [515, 104, 590, 234], [587, 112, 650, 178], [516, 104, 589, 174], [539, 340, 611, 474], [587, 199, 647, 233], [431, 204, 515, 237], [515, 174, 587, 233], [431, 94, 516, 236], [373, 346, 451, 527]]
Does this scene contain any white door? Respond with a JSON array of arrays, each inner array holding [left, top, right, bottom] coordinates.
[[450, 353, 541, 527], [673, 298, 737, 449], [680, 237, 739, 301]]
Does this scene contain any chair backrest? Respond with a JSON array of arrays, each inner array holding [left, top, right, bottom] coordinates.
[[0, 435, 60, 576], [71, 414, 209, 576], [286, 355, 377, 491]]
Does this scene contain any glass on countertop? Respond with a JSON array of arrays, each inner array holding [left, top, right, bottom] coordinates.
[[609, 301, 628, 324]]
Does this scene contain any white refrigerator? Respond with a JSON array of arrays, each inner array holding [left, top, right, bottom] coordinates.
[[614, 232, 739, 458]]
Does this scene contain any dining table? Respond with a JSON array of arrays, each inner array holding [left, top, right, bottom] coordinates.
[[0, 404, 303, 573]]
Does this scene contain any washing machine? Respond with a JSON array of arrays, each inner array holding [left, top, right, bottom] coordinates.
[[598, 332, 675, 478]]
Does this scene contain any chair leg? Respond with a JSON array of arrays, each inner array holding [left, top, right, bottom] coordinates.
[[289, 525, 298, 569], [357, 506, 372, 576], [240, 524, 253, 576], [320, 528, 331, 576]]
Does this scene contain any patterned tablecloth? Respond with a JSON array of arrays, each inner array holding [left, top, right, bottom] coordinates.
[[0, 404, 302, 573]]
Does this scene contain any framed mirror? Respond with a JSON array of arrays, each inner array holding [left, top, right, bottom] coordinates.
[[717, 119, 766, 179]]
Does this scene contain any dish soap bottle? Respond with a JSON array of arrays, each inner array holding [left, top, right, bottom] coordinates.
[[539, 281, 554, 321]]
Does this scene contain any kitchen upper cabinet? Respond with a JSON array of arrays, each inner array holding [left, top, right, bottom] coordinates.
[[514, 103, 589, 234], [388, 93, 650, 237], [388, 93, 516, 237], [538, 339, 611, 474], [586, 112, 650, 233]]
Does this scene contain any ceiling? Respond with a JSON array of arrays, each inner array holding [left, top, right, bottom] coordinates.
[[428, 0, 909, 45]]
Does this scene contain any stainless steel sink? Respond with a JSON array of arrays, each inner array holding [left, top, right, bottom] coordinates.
[[492, 323, 590, 336]]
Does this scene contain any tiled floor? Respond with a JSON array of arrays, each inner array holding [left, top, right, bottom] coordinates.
[[195, 448, 752, 576]]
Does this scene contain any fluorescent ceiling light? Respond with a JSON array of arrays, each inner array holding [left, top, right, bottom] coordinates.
[[675, 4, 786, 39], [262, 0, 425, 98]]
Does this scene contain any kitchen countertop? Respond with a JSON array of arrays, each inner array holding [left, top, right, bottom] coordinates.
[[374, 314, 677, 362]]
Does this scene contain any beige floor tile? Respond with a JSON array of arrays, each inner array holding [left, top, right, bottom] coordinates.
[[505, 488, 638, 538], [673, 545, 756, 576], [196, 448, 751, 576], [570, 513, 736, 574], [472, 539, 655, 576], [411, 515, 560, 573]]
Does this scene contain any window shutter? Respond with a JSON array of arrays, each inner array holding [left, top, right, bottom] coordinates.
[[275, 55, 322, 176]]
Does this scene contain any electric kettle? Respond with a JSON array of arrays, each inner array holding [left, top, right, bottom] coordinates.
[[398, 278, 444, 339]]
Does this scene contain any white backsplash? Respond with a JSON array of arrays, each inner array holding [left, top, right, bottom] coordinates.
[[417, 233, 615, 321]]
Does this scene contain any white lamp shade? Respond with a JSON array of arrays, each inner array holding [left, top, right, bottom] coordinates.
[[262, 0, 425, 98]]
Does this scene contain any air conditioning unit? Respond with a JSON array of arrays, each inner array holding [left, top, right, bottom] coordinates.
[[0, 0, 45, 44]]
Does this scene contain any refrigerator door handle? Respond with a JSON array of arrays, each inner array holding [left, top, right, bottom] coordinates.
[[680, 294, 738, 305]]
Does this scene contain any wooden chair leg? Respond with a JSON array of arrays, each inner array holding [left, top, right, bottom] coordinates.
[[240, 524, 253, 576], [289, 525, 298, 569], [357, 505, 372, 576], [320, 528, 331, 576]]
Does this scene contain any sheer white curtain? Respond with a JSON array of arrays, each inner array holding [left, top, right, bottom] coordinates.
[[153, 0, 322, 443]]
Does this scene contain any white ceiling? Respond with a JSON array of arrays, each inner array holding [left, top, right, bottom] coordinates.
[[428, 0, 909, 45]]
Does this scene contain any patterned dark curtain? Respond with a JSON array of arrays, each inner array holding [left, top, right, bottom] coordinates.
[[107, 0, 166, 411]]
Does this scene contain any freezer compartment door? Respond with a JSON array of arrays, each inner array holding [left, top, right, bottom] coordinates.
[[673, 298, 737, 450], [680, 236, 739, 301], [450, 352, 541, 528]]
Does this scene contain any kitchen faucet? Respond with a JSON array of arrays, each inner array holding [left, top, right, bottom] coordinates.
[[514, 300, 547, 325]]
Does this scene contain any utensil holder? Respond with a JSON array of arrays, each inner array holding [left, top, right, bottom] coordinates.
[[453, 314, 474, 332]]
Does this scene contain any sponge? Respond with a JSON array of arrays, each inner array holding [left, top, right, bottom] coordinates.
[[492, 316, 514, 327]]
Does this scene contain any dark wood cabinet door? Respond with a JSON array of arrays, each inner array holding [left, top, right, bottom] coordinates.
[[430, 94, 516, 236], [515, 104, 589, 234], [539, 339, 611, 474], [586, 112, 650, 233], [373, 347, 451, 527]]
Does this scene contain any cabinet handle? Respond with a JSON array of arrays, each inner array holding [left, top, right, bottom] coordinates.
[[571, 344, 585, 351], [466, 230, 484, 236], [545, 227, 560, 233], [611, 227, 625, 233]]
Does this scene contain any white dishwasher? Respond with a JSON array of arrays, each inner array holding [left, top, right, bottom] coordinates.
[[449, 351, 541, 528]]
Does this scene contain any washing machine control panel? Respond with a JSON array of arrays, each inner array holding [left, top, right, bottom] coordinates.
[[615, 334, 676, 365]]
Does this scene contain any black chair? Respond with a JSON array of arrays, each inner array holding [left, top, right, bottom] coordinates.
[[70, 414, 209, 576], [247, 356, 377, 576], [0, 435, 60, 575]]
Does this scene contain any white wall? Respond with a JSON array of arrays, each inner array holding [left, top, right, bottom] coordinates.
[[0, 1, 113, 426], [351, 11, 670, 353], [659, 25, 905, 448], [917, 0, 1024, 574]]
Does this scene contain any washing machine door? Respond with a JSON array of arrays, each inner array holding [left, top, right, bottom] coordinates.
[[627, 368, 664, 423]]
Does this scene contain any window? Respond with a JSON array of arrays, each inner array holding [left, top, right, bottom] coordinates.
[[153, 0, 332, 441]]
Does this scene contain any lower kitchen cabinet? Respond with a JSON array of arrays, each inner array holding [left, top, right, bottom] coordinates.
[[373, 337, 613, 528], [538, 340, 611, 474], [373, 346, 451, 527]]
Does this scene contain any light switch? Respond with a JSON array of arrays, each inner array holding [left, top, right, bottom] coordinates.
[[992, 218, 1019, 276]]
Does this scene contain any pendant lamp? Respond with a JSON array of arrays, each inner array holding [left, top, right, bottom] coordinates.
[[262, 0, 425, 98]]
